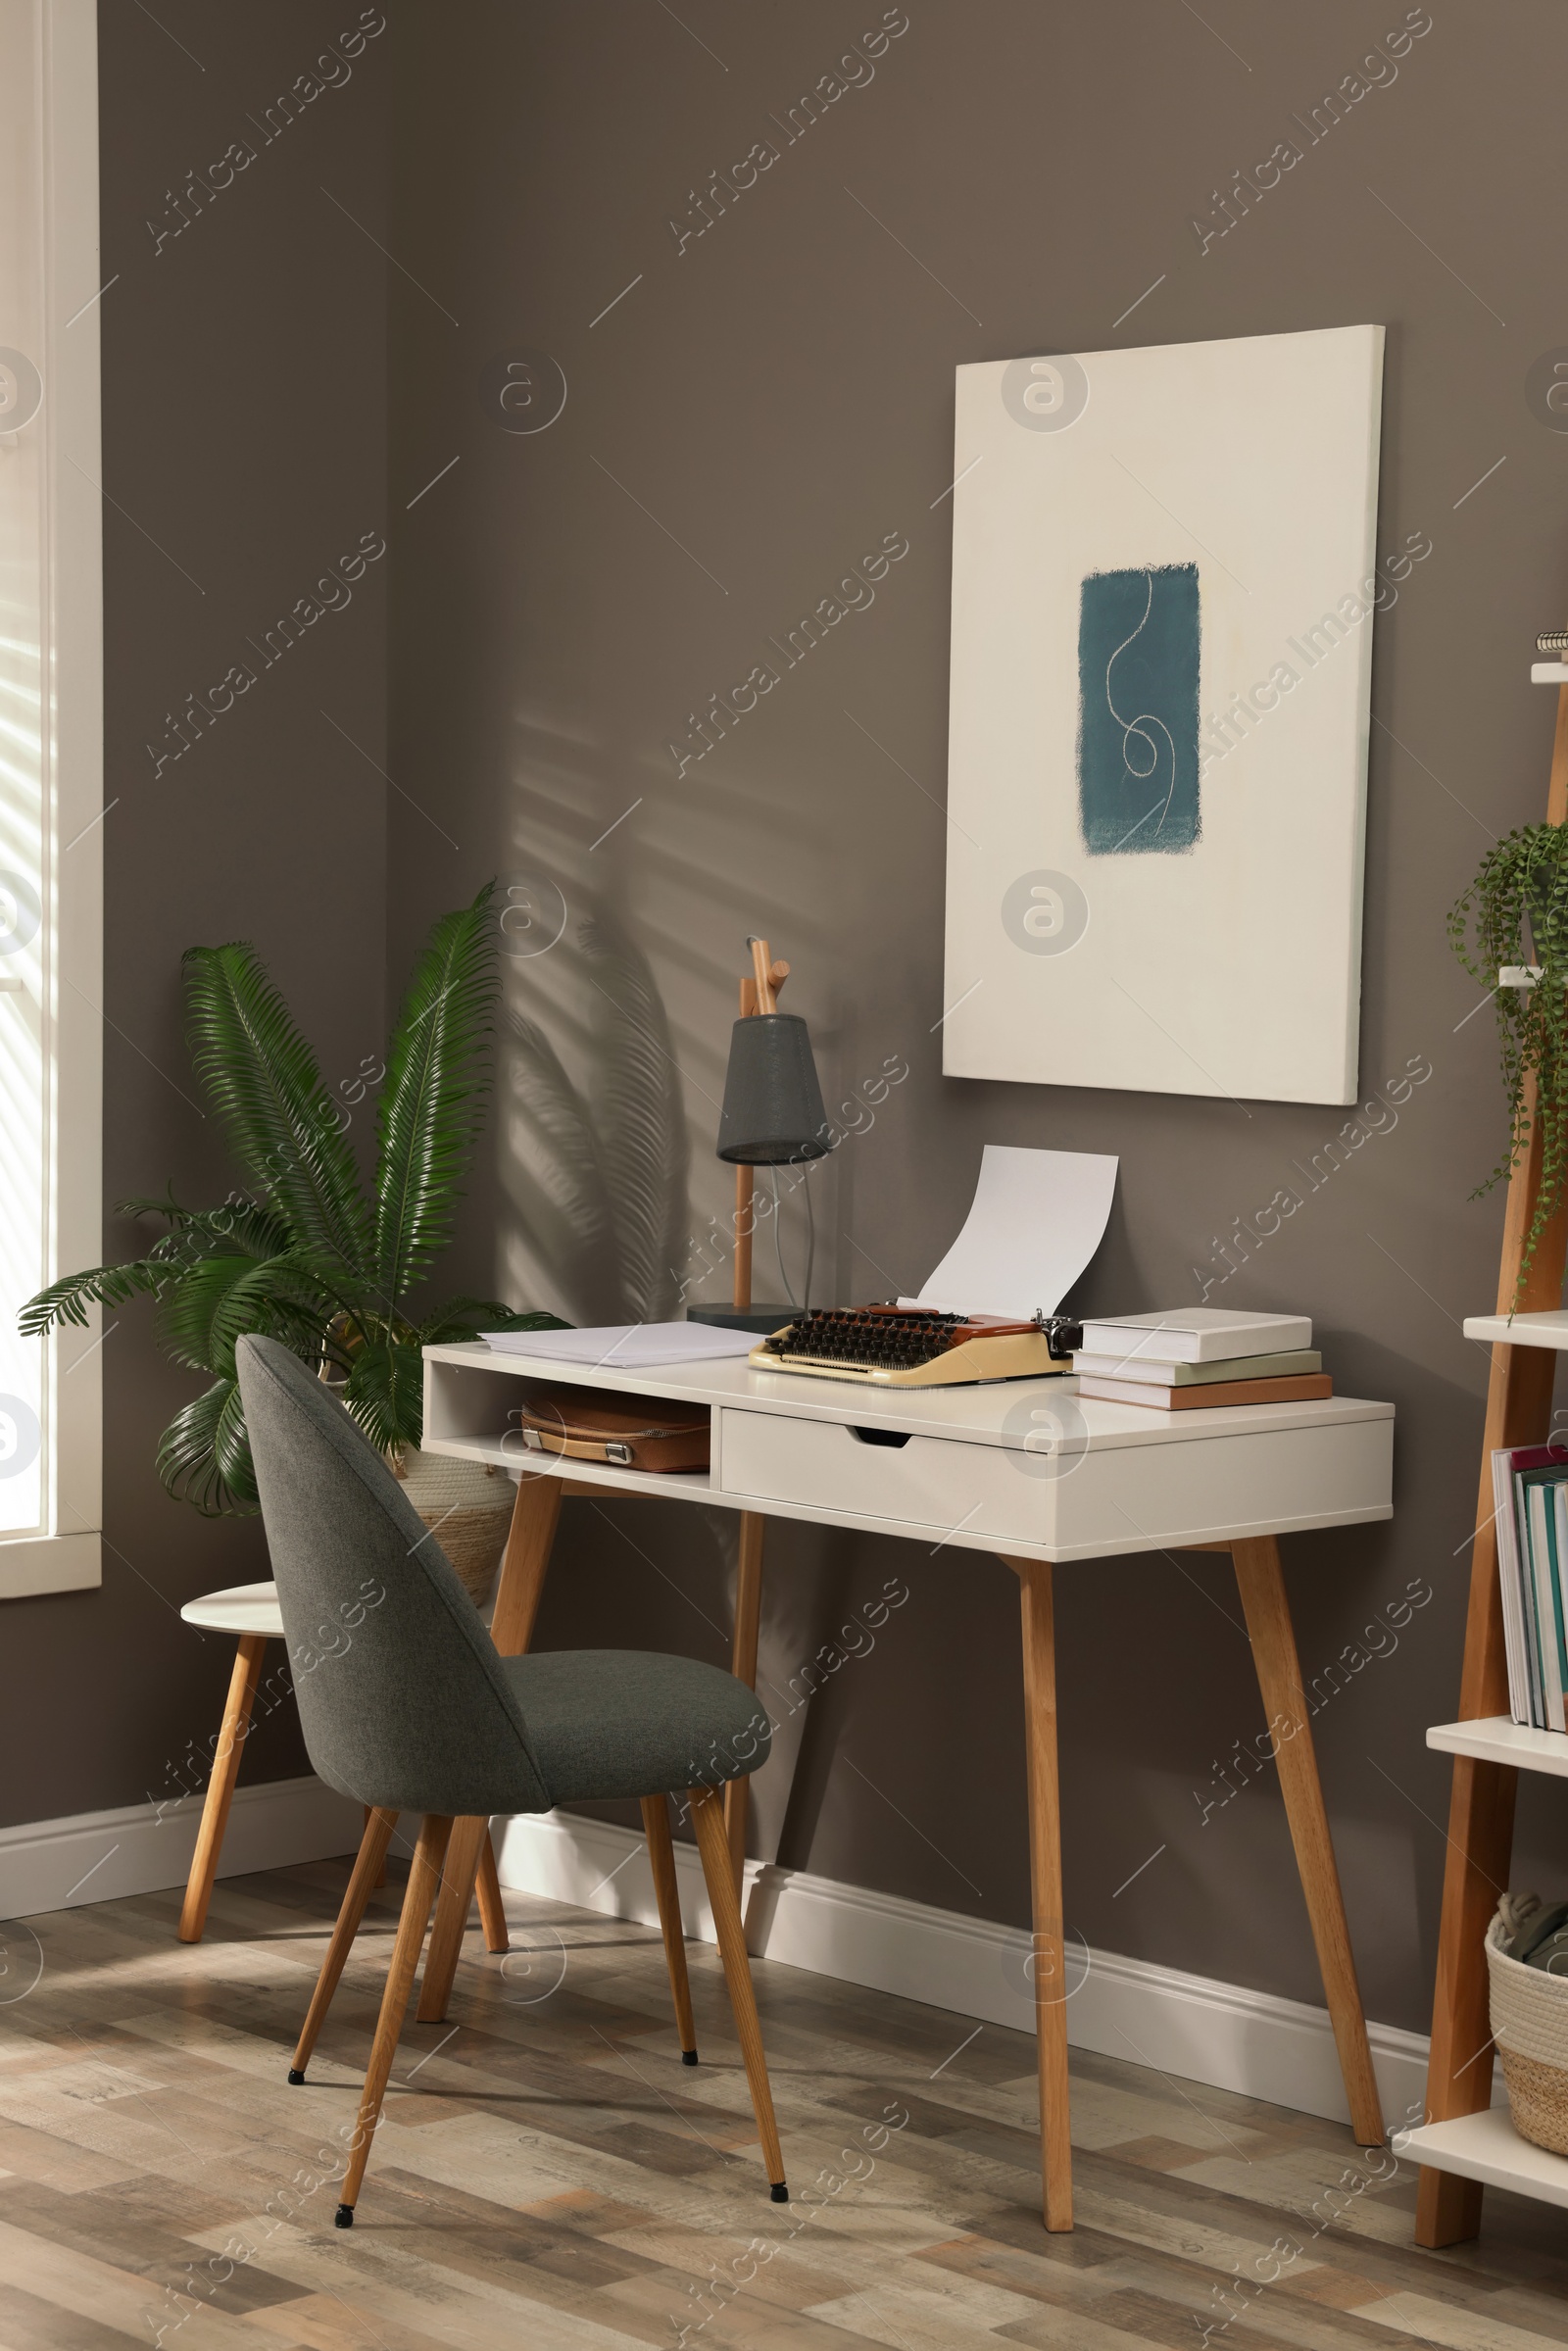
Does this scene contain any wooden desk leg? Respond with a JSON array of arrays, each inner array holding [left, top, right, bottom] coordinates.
[[1230, 1537, 1385, 2147], [724, 1512, 765, 1897], [419, 1473, 564, 2020], [1002, 1557, 1072, 2231], [177, 1633, 267, 1943]]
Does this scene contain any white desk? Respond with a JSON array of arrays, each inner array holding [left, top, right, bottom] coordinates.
[[421, 1342, 1395, 2228]]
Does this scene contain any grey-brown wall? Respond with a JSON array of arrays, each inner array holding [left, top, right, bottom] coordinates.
[[24, 3, 1563, 2048], [385, 0, 1568, 2039], [0, 5, 389, 1827]]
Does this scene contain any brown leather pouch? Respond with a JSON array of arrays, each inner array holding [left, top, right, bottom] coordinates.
[[510, 1384, 710, 1473]]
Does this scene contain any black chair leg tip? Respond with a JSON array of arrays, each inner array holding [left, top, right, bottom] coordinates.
[[334, 2203, 354, 2229], [287, 2069, 306, 2085], [769, 2180, 789, 2203], [681, 2048, 698, 2067]]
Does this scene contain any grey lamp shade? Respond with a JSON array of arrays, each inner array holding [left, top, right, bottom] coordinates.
[[716, 1013, 833, 1165]]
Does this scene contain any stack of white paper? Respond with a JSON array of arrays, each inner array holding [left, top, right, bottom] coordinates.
[[482, 1323, 757, 1369]]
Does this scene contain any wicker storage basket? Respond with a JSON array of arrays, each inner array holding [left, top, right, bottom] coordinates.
[[1488, 1894, 1568, 2156], [393, 1448, 513, 1610]]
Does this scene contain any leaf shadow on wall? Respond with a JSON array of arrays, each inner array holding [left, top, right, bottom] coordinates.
[[499, 913, 691, 1325]]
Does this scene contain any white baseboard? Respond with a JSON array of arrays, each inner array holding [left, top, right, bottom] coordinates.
[[493, 1807, 1489, 2130], [0, 1775, 363, 1920]]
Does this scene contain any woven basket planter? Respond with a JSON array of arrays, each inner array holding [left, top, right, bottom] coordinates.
[[393, 1447, 514, 1610], [1489, 1897, 1568, 2156]]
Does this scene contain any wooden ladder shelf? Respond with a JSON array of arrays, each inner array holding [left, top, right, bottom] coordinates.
[[1414, 674, 1568, 2243]]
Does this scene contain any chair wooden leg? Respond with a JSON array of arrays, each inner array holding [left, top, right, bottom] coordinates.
[[1230, 1536, 1385, 2148], [290, 1808, 399, 2081], [335, 1815, 452, 2227], [642, 1794, 698, 2063], [689, 1785, 786, 2198], [723, 1512, 765, 1897], [475, 1829, 510, 1954], [416, 1815, 490, 2022], [1003, 1557, 1072, 2231], [364, 1804, 387, 1889], [177, 1634, 267, 1943]]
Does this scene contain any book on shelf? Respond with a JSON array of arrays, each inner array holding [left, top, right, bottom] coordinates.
[[1492, 1443, 1568, 1732], [1076, 1372, 1332, 1411], [1070, 1347, 1321, 1385], [1074, 1308, 1312, 1365]]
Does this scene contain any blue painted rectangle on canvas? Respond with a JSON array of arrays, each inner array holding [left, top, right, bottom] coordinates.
[[1077, 563, 1200, 855]]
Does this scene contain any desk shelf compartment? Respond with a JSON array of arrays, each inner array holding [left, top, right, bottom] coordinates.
[[421, 1352, 715, 1503]]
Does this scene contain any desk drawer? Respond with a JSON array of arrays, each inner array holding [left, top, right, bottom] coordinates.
[[715, 1402, 1393, 1559], [717, 1409, 1036, 1543]]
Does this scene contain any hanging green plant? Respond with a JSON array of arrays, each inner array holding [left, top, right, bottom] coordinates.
[[1449, 820, 1568, 1299]]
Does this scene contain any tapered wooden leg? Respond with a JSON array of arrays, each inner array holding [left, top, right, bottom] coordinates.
[[475, 1830, 510, 1954], [643, 1794, 698, 2062], [177, 1634, 267, 1943], [689, 1785, 786, 2196], [489, 1469, 564, 1653], [290, 1808, 399, 2080], [723, 1512, 765, 1896], [336, 1814, 452, 2226], [1004, 1557, 1072, 2230], [421, 1472, 564, 2011], [1230, 1536, 1385, 2148], [364, 1804, 387, 1888], [416, 1815, 491, 2021], [1416, 1754, 1515, 2245]]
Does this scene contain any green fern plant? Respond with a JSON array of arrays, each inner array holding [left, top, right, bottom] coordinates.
[[20, 881, 564, 1512], [1449, 821, 1568, 1298]]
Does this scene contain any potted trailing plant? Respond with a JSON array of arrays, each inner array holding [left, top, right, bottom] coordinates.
[[21, 879, 564, 1598], [1449, 821, 1568, 1298]]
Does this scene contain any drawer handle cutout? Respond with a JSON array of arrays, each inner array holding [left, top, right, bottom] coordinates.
[[849, 1426, 911, 1448]]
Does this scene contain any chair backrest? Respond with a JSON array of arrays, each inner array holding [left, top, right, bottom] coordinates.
[[236, 1334, 551, 1817]]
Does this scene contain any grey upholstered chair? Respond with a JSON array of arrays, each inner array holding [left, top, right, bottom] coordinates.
[[234, 1334, 786, 2227]]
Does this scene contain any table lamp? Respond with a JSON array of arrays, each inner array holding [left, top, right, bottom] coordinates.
[[694, 937, 833, 1333]]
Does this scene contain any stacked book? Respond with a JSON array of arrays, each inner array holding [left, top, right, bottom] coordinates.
[[1493, 1443, 1568, 1733], [1072, 1309, 1329, 1410]]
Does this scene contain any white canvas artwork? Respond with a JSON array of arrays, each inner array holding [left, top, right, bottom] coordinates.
[[941, 324, 1386, 1106]]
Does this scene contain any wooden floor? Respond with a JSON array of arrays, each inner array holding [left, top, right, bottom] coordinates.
[[1, 1854, 1566, 2351]]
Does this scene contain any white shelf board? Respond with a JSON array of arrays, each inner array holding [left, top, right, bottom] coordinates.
[[1463, 1308, 1568, 1351], [1428, 1715, 1568, 1779], [1533, 661, 1568, 683], [1400, 2107, 1568, 2208]]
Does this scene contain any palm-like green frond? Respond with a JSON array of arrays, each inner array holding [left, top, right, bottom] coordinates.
[[19, 1257, 172, 1337], [155, 1249, 339, 1376], [22, 880, 564, 1514], [373, 883, 499, 1310], [183, 943, 370, 1272], [158, 1377, 257, 1515], [342, 1339, 426, 1456]]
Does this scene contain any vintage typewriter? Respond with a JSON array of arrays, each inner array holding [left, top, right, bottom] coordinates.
[[750, 1304, 1082, 1387]]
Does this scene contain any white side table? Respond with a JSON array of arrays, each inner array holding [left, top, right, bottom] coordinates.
[[176, 1582, 284, 1940]]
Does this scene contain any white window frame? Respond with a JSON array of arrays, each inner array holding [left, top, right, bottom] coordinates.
[[0, 0, 103, 1598]]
